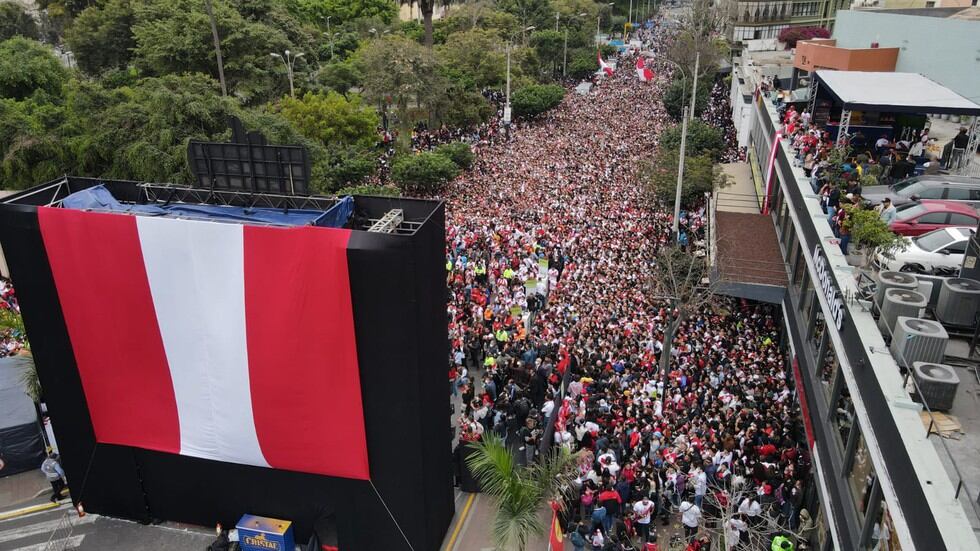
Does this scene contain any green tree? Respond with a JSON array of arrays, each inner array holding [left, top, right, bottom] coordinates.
[[663, 74, 710, 121], [0, 2, 39, 41], [356, 35, 446, 120], [566, 48, 597, 79], [660, 120, 725, 160], [465, 433, 579, 551], [292, 0, 398, 25], [279, 91, 379, 150], [65, 0, 136, 76], [640, 149, 731, 206], [497, 0, 551, 37], [0, 37, 69, 101], [325, 150, 377, 189], [437, 89, 493, 128], [529, 29, 562, 77], [434, 142, 474, 169], [510, 83, 564, 118], [391, 151, 459, 193], [436, 29, 508, 89], [318, 60, 362, 98], [132, 0, 297, 103]]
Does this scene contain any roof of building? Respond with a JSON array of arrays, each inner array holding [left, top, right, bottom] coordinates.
[[855, 6, 980, 19], [814, 70, 980, 115]]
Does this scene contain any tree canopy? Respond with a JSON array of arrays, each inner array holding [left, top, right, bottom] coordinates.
[[391, 151, 460, 193], [0, 2, 40, 41], [0, 37, 69, 101], [660, 120, 726, 161], [511, 84, 564, 119], [641, 148, 731, 206]]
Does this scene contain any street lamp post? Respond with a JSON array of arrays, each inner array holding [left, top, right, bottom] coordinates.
[[271, 50, 304, 98], [673, 106, 689, 241], [324, 32, 340, 59]]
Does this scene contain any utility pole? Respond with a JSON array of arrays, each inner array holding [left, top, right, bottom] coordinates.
[[673, 105, 688, 241], [689, 51, 700, 122], [555, 12, 560, 31], [204, 0, 227, 97], [504, 43, 512, 139]]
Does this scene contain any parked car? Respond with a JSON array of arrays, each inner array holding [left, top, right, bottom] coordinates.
[[889, 200, 980, 236], [863, 175, 980, 208], [875, 226, 975, 273]]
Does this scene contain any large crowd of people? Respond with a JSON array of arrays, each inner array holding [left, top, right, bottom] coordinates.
[[446, 20, 811, 551], [0, 277, 26, 357]]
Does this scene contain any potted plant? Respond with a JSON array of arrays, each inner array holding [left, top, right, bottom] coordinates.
[[842, 204, 908, 268]]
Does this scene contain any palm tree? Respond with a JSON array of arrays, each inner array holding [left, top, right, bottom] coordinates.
[[465, 433, 579, 551]]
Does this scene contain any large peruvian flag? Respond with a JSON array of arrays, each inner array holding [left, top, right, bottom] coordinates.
[[37, 208, 370, 481], [636, 57, 654, 82]]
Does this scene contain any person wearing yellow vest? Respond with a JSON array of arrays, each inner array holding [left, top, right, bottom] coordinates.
[[503, 267, 515, 280]]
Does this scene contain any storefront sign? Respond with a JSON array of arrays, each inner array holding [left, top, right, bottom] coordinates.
[[237, 515, 294, 551], [812, 244, 845, 331]]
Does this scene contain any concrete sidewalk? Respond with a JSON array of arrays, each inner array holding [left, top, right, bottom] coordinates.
[[0, 471, 53, 516]]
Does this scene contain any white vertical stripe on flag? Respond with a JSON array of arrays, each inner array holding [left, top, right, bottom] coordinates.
[[136, 216, 269, 468]]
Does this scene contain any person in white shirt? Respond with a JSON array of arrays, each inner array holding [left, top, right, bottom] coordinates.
[[632, 496, 655, 542], [680, 500, 701, 541], [725, 516, 748, 550], [694, 468, 708, 508]]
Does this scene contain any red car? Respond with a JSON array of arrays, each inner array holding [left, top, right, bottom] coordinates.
[[889, 200, 980, 236]]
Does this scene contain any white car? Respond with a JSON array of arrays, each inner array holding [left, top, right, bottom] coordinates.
[[876, 226, 975, 274]]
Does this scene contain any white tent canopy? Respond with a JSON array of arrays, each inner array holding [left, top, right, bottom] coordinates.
[[814, 70, 980, 115]]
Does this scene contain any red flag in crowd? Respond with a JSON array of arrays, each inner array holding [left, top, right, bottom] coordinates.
[[636, 57, 654, 82], [598, 51, 615, 76]]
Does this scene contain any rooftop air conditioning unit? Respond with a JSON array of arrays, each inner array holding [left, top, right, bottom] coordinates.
[[935, 278, 980, 328], [890, 317, 948, 369], [912, 361, 959, 411], [875, 271, 918, 312], [878, 289, 926, 336]]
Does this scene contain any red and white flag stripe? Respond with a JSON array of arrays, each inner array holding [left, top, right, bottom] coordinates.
[[636, 57, 654, 82], [598, 51, 615, 77], [38, 208, 370, 480]]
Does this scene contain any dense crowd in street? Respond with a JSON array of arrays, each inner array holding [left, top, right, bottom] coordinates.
[[446, 22, 810, 551]]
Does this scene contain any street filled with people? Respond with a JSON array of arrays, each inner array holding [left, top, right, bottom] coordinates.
[[446, 22, 811, 551]]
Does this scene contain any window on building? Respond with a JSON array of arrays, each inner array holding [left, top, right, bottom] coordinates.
[[819, 335, 839, 401], [867, 498, 904, 550], [834, 383, 854, 448], [925, 0, 936, 6], [810, 310, 825, 355], [848, 431, 876, 521]]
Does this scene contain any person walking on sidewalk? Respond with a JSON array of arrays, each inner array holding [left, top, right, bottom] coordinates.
[[41, 452, 67, 502]]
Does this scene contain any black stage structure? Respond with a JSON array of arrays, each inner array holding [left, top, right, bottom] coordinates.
[[0, 176, 452, 551]]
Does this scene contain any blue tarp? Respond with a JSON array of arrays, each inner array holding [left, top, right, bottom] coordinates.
[[61, 185, 353, 229]]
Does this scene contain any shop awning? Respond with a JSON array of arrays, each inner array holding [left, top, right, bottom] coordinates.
[[814, 70, 980, 115]]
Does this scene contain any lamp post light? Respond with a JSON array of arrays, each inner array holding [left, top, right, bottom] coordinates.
[[271, 50, 304, 98], [324, 32, 340, 60]]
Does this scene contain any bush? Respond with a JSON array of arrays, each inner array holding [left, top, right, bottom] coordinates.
[[660, 120, 726, 161], [434, 142, 474, 170], [391, 152, 460, 193], [511, 83, 564, 119], [334, 184, 400, 197], [778, 26, 830, 49], [326, 152, 377, 191]]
